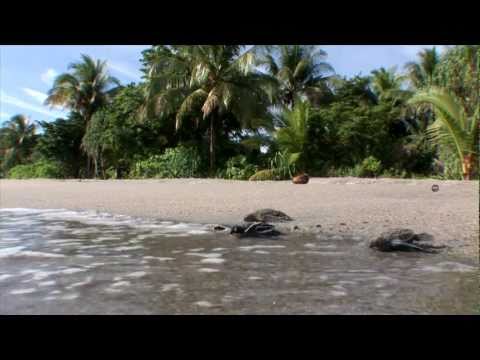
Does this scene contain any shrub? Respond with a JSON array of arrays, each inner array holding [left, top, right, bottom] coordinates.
[[105, 167, 118, 179], [8, 161, 64, 179], [270, 151, 297, 180], [131, 146, 201, 179], [224, 155, 257, 180], [380, 168, 408, 178], [357, 156, 382, 177], [437, 149, 463, 180], [248, 151, 297, 181], [249, 169, 276, 181], [326, 166, 358, 177]]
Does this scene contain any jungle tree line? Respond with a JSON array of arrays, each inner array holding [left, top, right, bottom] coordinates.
[[1, 45, 478, 180]]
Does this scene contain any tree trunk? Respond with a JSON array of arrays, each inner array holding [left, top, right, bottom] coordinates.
[[209, 115, 215, 175], [462, 154, 476, 180], [93, 155, 98, 179], [86, 156, 91, 178]]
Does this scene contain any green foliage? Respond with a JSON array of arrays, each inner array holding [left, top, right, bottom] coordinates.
[[0, 115, 38, 175], [45, 54, 120, 119], [435, 45, 479, 120], [142, 45, 276, 172], [380, 168, 408, 179], [7, 160, 64, 179], [104, 167, 118, 179], [326, 160, 384, 178], [249, 169, 276, 181], [36, 114, 86, 178], [11, 45, 478, 182], [408, 87, 478, 178], [132, 146, 201, 179], [83, 84, 169, 178], [370, 67, 411, 105], [275, 100, 310, 171], [269, 151, 297, 179], [306, 89, 403, 172], [247, 151, 297, 181], [357, 156, 382, 177], [44, 54, 121, 177], [437, 148, 463, 180], [404, 47, 441, 89], [257, 45, 334, 107], [223, 155, 257, 180]]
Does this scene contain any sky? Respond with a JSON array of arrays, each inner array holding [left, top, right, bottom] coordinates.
[[0, 45, 445, 126]]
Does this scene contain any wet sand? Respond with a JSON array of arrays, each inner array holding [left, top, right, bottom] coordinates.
[[1, 178, 478, 259]]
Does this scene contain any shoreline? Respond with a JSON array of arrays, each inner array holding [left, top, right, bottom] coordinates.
[[1, 178, 478, 259]]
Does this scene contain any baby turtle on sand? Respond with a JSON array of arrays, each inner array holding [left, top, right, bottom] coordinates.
[[231, 222, 282, 238], [370, 228, 446, 253], [244, 209, 292, 223]]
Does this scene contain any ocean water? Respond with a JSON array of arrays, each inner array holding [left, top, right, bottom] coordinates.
[[0, 208, 478, 314]]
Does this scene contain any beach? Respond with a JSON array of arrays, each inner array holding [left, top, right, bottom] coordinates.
[[1, 178, 478, 259]]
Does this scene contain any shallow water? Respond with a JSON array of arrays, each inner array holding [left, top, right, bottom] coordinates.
[[0, 208, 478, 314]]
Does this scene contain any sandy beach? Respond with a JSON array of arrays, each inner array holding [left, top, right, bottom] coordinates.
[[1, 178, 478, 259]]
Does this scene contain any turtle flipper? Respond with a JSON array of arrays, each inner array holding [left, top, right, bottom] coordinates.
[[390, 240, 437, 253], [414, 233, 435, 242]]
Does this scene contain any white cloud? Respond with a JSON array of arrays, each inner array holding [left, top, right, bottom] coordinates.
[[0, 111, 11, 119], [22, 88, 48, 104], [108, 61, 141, 81], [41, 68, 58, 85], [0, 90, 66, 118]]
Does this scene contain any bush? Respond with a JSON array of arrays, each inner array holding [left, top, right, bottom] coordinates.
[[105, 167, 118, 179], [437, 149, 462, 180], [380, 168, 408, 178], [357, 156, 382, 177], [270, 151, 297, 180], [326, 167, 358, 177], [8, 161, 64, 179], [249, 169, 276, 181], [131, 146, 201, 179], [223, 155, 257, 180]]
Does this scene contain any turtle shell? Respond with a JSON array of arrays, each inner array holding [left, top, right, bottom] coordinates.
[[378, 228, 417, 243], [243, 209, 292, 222]]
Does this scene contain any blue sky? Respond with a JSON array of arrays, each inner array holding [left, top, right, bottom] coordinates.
[[0, 45, 444, 125]]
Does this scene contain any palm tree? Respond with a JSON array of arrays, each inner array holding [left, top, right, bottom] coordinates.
[[258, 45, 334, 108], [370, 67, 409, 105], [404, 47, 440, 89], [274, 100, 311, 173], [408, 87, 478, 180], [44, 54, 120, 177], [142, 45, 276, 173], [0, 115, 36, 172]]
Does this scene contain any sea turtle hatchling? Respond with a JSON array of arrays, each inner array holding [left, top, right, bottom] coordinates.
[[369, 228, 446, 253], [243, 209, 293, 223], [230, 222, 282, 238]]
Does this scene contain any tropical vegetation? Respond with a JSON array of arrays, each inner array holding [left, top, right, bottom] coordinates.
[[1, 45, 478, 181]]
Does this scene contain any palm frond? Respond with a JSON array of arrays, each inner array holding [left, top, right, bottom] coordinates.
[[409, 87, 470, 161], [175, 89, 208, 130]]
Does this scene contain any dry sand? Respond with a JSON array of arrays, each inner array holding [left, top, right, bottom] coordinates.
[[1, 178, 478, 259]]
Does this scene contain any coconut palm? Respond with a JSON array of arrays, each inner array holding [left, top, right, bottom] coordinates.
[[408, 87, 479, 180], [274, 100, 311, 172], [45, 54, 120, 124], [370, 67, 409, 105], [258, 45, 334, 108], [0, 115, 36, 172], [44, 54, 120, 176], [142, 45, 276, 173], [435, 45, 479, 120], [404, 47, 441, 89]]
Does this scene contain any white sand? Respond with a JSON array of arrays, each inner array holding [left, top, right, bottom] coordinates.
[[1, 178, 478, 259]]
